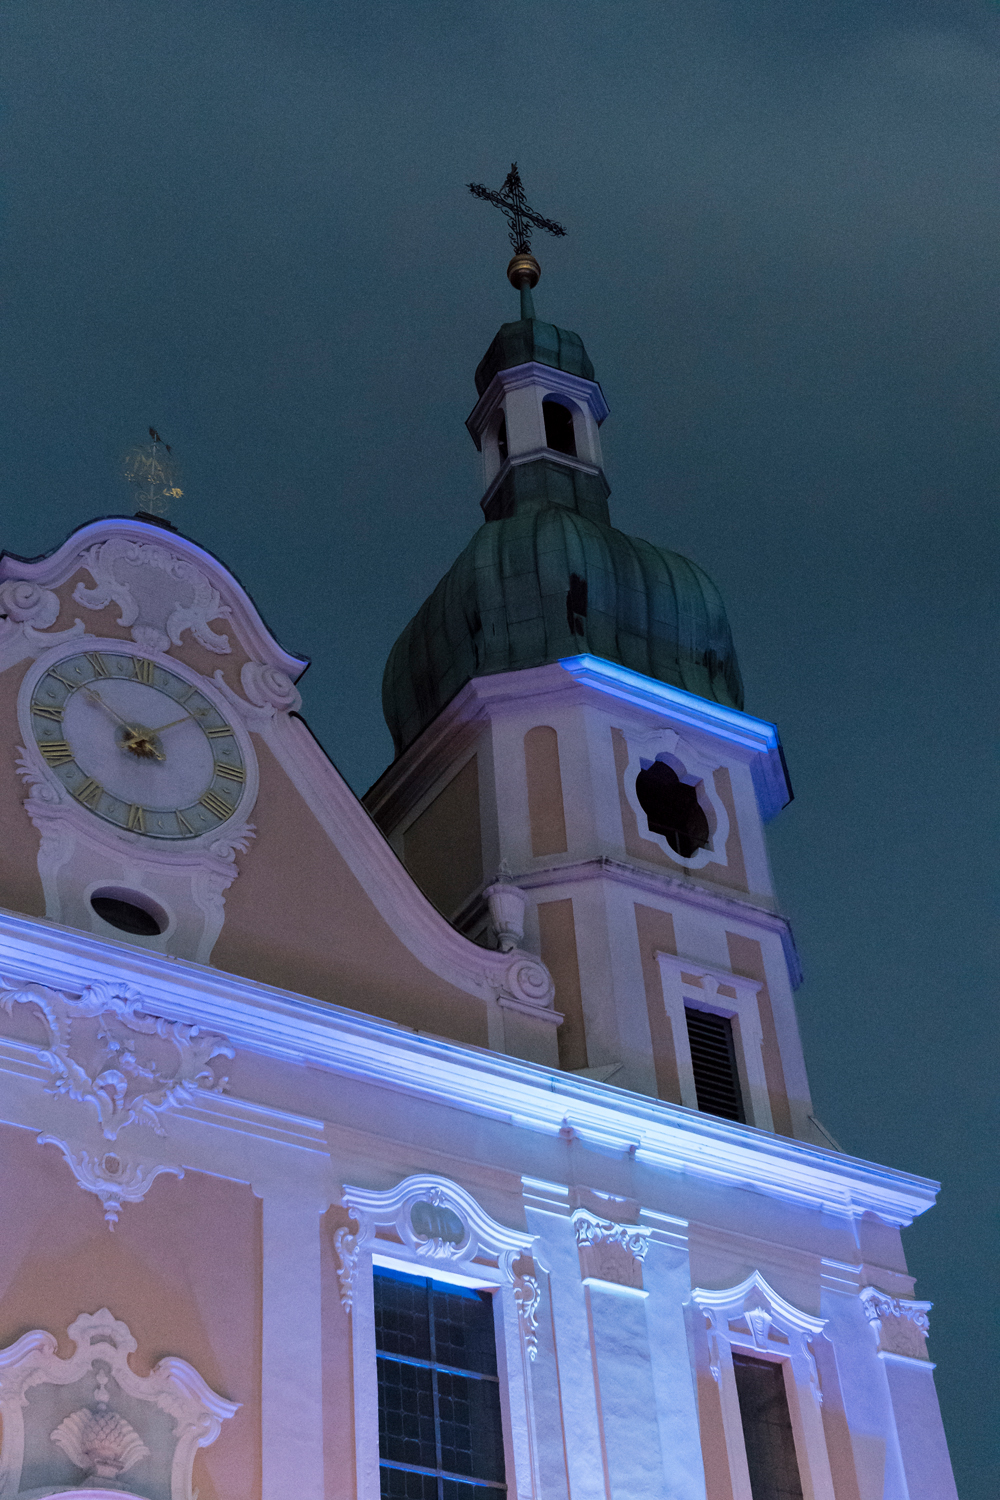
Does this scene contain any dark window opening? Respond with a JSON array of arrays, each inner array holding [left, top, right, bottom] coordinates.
[[542, 400, 576, 456], [90, 894, 163, 936], [566, 572, 588, 636], [732, 1354, 804, 1500], [496, 415, 508, 463], [375, 1267, 507, 1500], [634, 761, 710, 858], [685, 1007, 745, 1122]]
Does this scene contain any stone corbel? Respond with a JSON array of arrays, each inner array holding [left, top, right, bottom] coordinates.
[[573, 1208, 652, 1293], [860, 1286, 932, 1362], [494, 952, 562, 1024]]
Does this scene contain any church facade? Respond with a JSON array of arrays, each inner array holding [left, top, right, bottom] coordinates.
[[0, 261, 957, 1500]]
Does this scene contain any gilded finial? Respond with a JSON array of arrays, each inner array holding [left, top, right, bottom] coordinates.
[[123, 427, 183, 520], [468, 163, 565, 316]]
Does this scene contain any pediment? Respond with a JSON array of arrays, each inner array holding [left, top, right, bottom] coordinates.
[[0, 516, 307, 681]]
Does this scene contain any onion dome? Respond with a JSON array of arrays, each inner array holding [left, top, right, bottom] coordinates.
[[382, 310, 744, 757]]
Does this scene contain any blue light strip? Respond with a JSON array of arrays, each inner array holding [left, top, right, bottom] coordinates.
[[557, 654, 779, 751]]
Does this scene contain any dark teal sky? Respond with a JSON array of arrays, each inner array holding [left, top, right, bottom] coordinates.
[[0, 3, 996, 1491]]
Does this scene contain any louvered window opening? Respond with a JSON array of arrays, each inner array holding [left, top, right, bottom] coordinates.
[[374, 1267, 507, 1500], [685, 1006, 745, 1122], [732, 1353, 804, 1500]]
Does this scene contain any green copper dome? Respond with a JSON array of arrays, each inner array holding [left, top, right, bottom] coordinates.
[[474, 317, 594, 396], [382, 313, 744, 757], [383, 505, 744, 757]]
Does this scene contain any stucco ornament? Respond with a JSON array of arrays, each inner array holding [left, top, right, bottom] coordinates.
[[0, 580, 61, 629], [0, 579, 86, 666], [573, 1208, 651, 1291], [0, 978, 232, 1226], [72, 538, 232, 655], [337, 1173, 542, 1359], [0, 1307, 239, 1500], [0, 979, 233, 1140], [860, 1286, 932, 1361], [240, 659, 302, 712], [691, 1269, 826, 1399]]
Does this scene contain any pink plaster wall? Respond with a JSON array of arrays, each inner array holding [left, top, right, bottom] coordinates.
[[0, 1122, 262, 1500]]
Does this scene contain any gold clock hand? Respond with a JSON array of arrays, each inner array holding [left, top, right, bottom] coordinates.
[[83, 684, 133, 730], [151, 712, 193, 733], [83, 686, 165, 761]]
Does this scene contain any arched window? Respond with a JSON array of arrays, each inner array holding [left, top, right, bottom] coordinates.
[[496, 413, 508, 462], [542, 399, 576, 456], [635, 761, 710, 858]]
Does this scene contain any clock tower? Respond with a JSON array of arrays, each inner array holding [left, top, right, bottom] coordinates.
[[0, 183, 958, 1500]]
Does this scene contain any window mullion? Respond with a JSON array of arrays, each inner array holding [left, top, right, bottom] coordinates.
[[427, 1278, 445, 1500]]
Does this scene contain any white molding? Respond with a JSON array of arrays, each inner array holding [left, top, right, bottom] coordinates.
[[619, 727, 731, 872], [690, 1271, 835, 1500], [338, 1173, 540, 1357], [655, 952, 774, 1130], [339, 1174, 540, 1500], [0, 517, 307, 678], [0, 910, 939, 1226], [860, 1286, 932, 1362], [256, 1189, 328, 1500], [258, 711, 556, 1012], [0, 975, 232, 1224], [0, 1307, 238, 1500], [557, 656, 791, 821], [572, 1207, 652, 1294]]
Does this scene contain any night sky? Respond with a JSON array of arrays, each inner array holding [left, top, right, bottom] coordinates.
[[0, 3, 995, 1491]]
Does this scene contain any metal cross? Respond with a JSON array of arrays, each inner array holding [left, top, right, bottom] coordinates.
[[468, 163, 566, 255]]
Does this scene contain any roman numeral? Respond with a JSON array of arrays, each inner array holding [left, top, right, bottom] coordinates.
[[86, 652, 109, 677], [199, 789, 231, 820], [32, 704, 63, 722], [74, 777, 103, 808], [204, 724, 233, 738], [214, 761, 245, 782], [48, 669, 76, 690], [175, 809, 195, 835], [126, 804, 146, 833], [39, 740, 74, 767], [131, 658, 155, 686]]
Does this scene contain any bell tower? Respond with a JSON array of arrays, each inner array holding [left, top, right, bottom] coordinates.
[[365, 179, 824, 1147]]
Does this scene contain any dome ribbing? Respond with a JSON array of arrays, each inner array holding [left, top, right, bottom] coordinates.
[[383, 505, 743, 757]]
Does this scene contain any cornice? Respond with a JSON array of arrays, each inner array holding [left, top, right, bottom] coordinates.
[[365, 658, 791, 829], [466, 361, 610, 448], [0, 906, 937, 1228]]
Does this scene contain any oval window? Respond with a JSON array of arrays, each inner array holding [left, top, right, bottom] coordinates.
[[410, 1199, 465, 1244], [90, 890, 165, 936]]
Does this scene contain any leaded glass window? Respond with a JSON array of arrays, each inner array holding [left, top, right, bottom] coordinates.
[[374, 1266, 507, 1500]]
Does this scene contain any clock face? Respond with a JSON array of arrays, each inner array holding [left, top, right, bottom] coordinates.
[[27, 649, 248, 840]]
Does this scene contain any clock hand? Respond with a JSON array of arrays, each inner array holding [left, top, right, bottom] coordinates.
[[83, 684, 134, 731], [151, 712, 194, 733], [82, 686, 165, 761]]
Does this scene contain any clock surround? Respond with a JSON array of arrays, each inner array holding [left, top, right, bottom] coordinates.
[[19, 643, 257, 843]]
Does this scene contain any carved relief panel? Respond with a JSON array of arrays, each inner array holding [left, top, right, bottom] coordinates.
[[0, 1308, 238, 1500]]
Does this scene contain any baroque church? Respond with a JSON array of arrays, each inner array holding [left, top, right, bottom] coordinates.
[[0, 214, 958, 1500]]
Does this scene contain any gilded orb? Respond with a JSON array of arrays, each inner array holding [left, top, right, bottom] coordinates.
[[506, 253, 541, 290]]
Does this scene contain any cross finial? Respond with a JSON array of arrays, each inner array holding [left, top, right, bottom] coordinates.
[[468, 163, 566, 314]]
